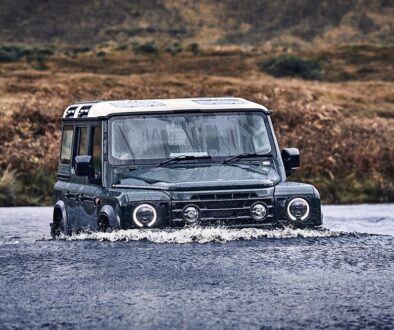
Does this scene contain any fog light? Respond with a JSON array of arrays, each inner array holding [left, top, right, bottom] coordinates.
[[182, 205, 200, 224], [250, 202, 268, 221], [133, 204, 157, 227], [287, 198, 310, 221]]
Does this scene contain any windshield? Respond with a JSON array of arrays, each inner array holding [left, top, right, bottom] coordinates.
[[110, 112, 272, 163]]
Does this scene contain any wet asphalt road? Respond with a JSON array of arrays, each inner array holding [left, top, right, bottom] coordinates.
[[0, 205, 393, 329]]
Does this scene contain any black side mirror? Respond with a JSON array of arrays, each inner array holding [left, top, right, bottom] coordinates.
[[281, 148, 300, 176], [75, 155, 94, 177]]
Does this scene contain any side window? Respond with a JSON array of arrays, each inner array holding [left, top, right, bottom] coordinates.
[[60, 126, 74, 164], [76, 126, 87, 155], [91, 126, 102, 177]]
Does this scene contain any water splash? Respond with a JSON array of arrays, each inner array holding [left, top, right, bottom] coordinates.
[[60, 227, 355, 244], [0, 240, 20, 245]]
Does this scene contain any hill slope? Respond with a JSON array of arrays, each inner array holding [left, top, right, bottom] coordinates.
[[0, 0, 393, 48]]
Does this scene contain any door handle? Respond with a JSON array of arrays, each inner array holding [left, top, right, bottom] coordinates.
[[65, 192, 79, 200]]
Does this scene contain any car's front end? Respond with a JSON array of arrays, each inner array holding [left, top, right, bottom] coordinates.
[[52, 98, 323, 237], [97, 108, 322, 230]]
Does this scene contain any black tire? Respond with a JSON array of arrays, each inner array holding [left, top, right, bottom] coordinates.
[[51, 208, 64, 238], [97, 214, 110, 232]]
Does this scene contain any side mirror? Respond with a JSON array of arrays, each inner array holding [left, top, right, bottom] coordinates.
[[75, 155, 94, 177], [281, 148, 300, 176]]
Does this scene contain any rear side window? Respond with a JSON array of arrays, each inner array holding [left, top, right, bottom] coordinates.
[[76, 127, 87, 155], [60, 126, 74, 164]]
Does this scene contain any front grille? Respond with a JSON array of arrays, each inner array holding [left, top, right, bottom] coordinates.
[[171, 192, 274, 225]]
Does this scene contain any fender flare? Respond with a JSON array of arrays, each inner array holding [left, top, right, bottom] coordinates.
[[53, 200, 71, 235], [98, 205, 120, 230]]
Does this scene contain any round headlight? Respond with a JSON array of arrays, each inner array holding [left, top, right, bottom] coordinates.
[[182, 205, 200, 224], [250, 202, 268, 221], [287, 198, 310, 221], [133, 204, 157, 227]]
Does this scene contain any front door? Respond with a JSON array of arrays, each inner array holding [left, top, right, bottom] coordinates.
[[67, 125, 89, 231]]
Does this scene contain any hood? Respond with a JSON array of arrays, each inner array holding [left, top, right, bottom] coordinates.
[[115, 164, 281, 191]]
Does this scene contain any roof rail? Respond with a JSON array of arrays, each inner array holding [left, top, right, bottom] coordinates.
[[71, 100, 102, 105]]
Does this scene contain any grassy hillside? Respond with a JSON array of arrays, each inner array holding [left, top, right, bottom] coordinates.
[[0, 0, 393, 48], [0, 46, 393, 205]]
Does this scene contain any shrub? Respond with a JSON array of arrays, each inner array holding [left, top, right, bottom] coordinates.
[[260, 55, 322, 80], [0, 45, 55, 64], [0, 167, 16, 206], [132, 42, 158, 54], [96, 51, 106, 57], [15, 169, 56, 206], [165, 41, 183, 56], [26, 50, 54, 70], [0, 168, 56, 206], [0, 45, 31, 62], [115, 43, 128, 51], [35, 48, 54, 57], [72, 47, 91, 54], [186, 42, 200, 55]]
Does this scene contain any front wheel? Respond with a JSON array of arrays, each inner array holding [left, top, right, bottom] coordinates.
[[97, 214, 111, 232]]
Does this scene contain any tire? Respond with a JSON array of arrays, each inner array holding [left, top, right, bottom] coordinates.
[[97, 214, 110, 232], [51, 208, 64, 238]]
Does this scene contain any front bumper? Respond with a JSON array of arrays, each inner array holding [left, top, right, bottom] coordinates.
[[123, 188, 322, 229]]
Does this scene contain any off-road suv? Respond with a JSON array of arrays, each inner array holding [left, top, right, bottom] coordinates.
[[51, 97, 322, 236]]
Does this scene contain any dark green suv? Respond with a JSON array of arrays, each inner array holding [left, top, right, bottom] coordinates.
[[51, 97, 322, 237]]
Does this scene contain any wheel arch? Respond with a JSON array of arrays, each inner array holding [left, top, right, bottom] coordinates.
[[98, 204, 120, 230]]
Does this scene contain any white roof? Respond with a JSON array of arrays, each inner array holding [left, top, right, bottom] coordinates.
[[62, 97, 270, 118]]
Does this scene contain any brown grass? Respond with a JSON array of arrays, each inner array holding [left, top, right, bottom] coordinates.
[[0, 49, 393, 204]]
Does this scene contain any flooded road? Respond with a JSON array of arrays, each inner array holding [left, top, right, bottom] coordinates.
[[0, 205, 393, 329]]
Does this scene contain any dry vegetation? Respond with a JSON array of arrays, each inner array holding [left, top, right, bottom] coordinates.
[[0, 46, 393, 205], [1, 0, 393, 49]]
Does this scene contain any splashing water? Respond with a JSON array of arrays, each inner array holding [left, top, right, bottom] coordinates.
[[1, 206, 390, 245], [55, 204, 393, 244], [61, 227, 355, 244]]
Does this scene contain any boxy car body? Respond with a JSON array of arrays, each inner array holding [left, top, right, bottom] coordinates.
[[51, 97, 322, 236]]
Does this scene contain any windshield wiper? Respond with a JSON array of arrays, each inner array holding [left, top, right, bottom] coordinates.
[[221, 152, 273, 164], [156, 155, 212, 167], [118, 125, 135, 158]]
